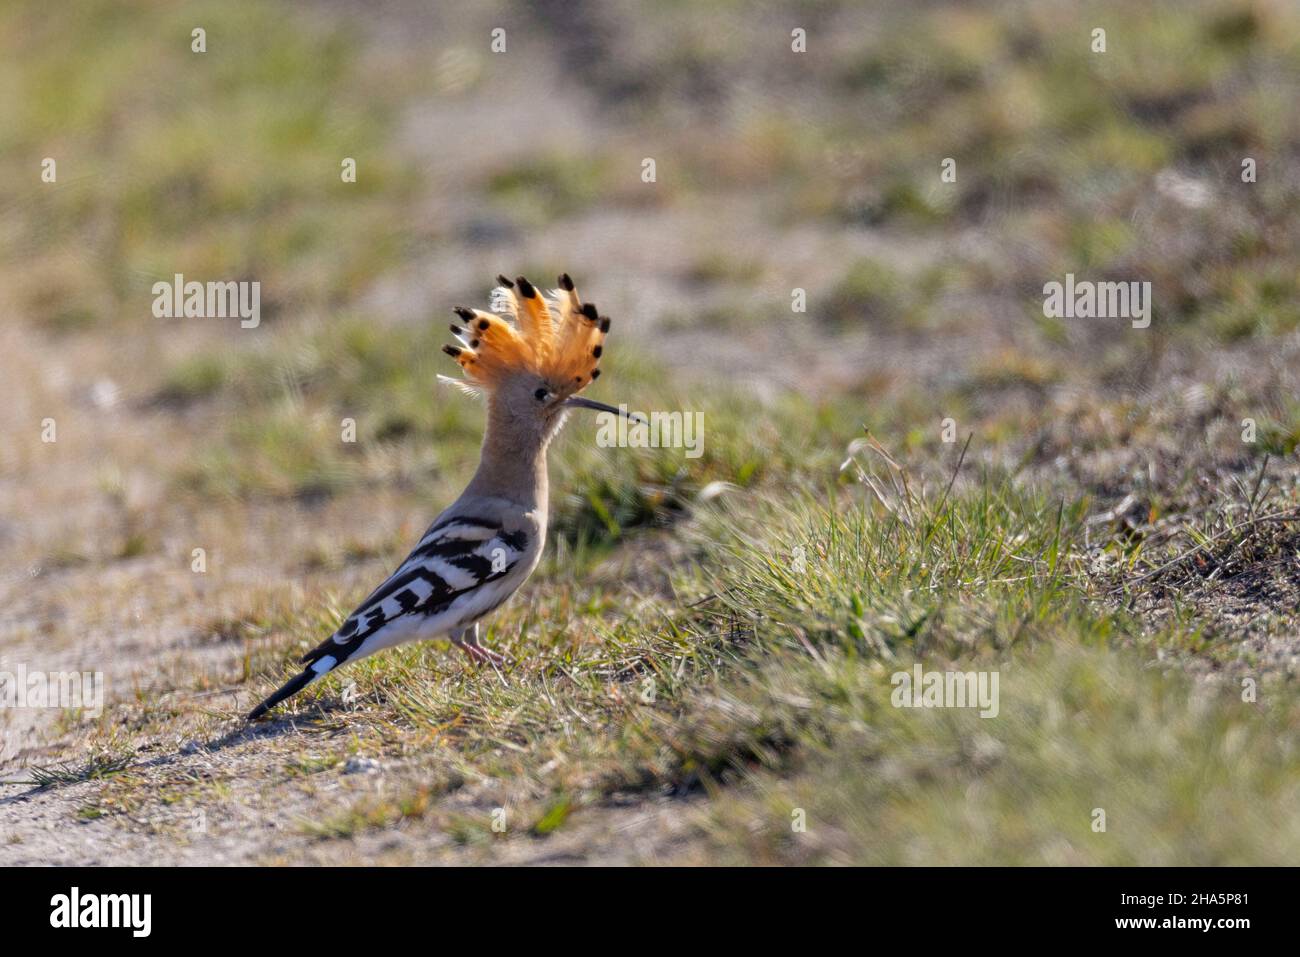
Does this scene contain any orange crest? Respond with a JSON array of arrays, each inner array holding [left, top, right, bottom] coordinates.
[[444, 274, 609, 397]]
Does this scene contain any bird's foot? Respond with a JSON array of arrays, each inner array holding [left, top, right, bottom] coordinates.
[[455, 640, 507, 668], [451, 622, 508, 669], [469, 643, 508, 667]]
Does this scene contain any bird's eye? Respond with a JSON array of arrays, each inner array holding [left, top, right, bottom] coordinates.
[[534, 387, 549, 401]]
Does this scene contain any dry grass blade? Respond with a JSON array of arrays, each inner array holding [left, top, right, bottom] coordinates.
[[1110, 507, 1300, 593]]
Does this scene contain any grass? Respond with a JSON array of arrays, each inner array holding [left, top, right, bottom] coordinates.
[[209, 432, 1299, 863], [684, 642, 1300, 865], [22, 300, 1297, 862], [27, 751, 134, 790], [485, 153, 617, 224], [0, 0, 418, 331]]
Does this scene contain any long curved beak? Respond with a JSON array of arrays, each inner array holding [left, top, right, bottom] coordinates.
[[563, 396, 646, 424]]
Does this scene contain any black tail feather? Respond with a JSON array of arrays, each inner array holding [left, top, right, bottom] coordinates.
[[247, 668, 319, 721]]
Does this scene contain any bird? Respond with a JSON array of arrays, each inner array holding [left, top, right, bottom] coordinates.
[[248, 273, 635, 720]]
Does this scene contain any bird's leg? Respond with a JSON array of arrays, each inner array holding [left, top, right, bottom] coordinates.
[[464, 621, 507, 667], [449, 627, 483, 664]]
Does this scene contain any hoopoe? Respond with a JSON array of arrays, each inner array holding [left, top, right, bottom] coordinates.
[[248, 274, 634, 720]]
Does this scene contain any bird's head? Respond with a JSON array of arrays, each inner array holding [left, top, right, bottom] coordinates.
[[440, 273, 637, 441]]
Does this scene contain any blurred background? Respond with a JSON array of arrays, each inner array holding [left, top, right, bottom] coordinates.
[[2, 0, 1299, 864]]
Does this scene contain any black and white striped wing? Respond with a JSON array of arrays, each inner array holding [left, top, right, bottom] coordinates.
[[299, 515, 530, 674]]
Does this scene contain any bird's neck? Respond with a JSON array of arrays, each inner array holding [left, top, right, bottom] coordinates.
[[462, 399, 552, 512]]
